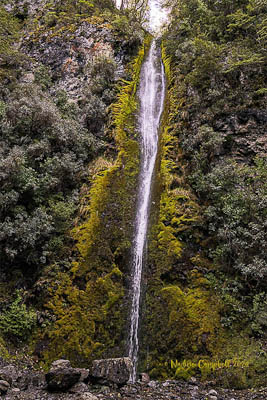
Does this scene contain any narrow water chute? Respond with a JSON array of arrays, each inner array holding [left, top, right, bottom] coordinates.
[[128, 34, 166, 381]]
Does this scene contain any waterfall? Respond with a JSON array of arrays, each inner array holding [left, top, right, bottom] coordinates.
[[128, 2, 166, 380]]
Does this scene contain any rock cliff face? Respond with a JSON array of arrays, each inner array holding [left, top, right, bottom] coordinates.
[[0, 0, 144, 364], [0, 0, 142, 273]]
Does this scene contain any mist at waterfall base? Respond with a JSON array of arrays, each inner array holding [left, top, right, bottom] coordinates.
[[127, 24, 166, 383]]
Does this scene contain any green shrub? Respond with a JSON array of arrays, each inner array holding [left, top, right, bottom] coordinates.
[[34, 65, 52, 90], [0, 291, 36, 341], [0, 6, 20, 54]]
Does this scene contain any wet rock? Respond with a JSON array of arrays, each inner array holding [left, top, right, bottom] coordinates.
[[45, 364, 81, 392], [0, 379, 10, 394], [90, 357, 132, 385]]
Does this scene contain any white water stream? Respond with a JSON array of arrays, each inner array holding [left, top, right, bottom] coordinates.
[[128, 0, 167, 382]]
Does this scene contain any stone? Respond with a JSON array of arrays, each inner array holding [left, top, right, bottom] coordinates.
[[140, 373, 150, 383], [76, 393, 98, 400], [162, 381, 170, 387], [208, 389, 218, 396], [11, 388, 21, 393], [190, 376, 197, 384], [148, 380, 158, 388], [50, 359, 72, 370], [90, 357, 133, 385], [46, 367, 81, 392], [30, 372, 45, 387], [76, 368, 90, 383], [98, 385, 111, 394], [69, 382, 88, 393], [0, 380, 10, 394], [0, 365, 17, 385]]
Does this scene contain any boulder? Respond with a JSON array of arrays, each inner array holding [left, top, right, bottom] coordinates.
[[50, 359, 72, 370], [0, 380, 10, 394], [90, 357, 133, 385], [46, 365, 81, 392]]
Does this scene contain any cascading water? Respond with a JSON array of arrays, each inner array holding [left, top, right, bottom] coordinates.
[[128, 0, 167, 382]]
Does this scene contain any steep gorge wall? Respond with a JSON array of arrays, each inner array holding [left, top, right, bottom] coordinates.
[[0, 0, 147, 364], [139, 0, 267, 388], [43, 36, 152, 366]]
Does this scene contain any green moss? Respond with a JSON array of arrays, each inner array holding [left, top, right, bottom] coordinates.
[[44, 267, 124, 365], [0, 6, 22, 81], [140, 43, 226, 379], [140, 32, 267, 387], [0, 6, 20, 54], [212, 337, 267, 389], [42, 36, 152, 366], [0, 335, 10, 359]]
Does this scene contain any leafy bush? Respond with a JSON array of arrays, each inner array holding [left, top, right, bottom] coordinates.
[[0, 291, 36, 341], [0, 6, 20, 54], [194, 158, 267, 279], [0, 82, 99, 272], [144, 0, 267, 384], [250, 293, 267, 336]]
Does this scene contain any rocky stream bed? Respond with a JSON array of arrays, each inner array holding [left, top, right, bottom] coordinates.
[[0, 358, 266, 400]]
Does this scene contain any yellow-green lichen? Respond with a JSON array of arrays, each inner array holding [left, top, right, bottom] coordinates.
[[140, 42, 225, 379], [41, 36, 152, 366]]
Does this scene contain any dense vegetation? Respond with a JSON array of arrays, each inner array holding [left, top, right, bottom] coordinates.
[[0, 0, 143, 281], [0, 0, 145, 356], [140, 0, 267, 387]]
